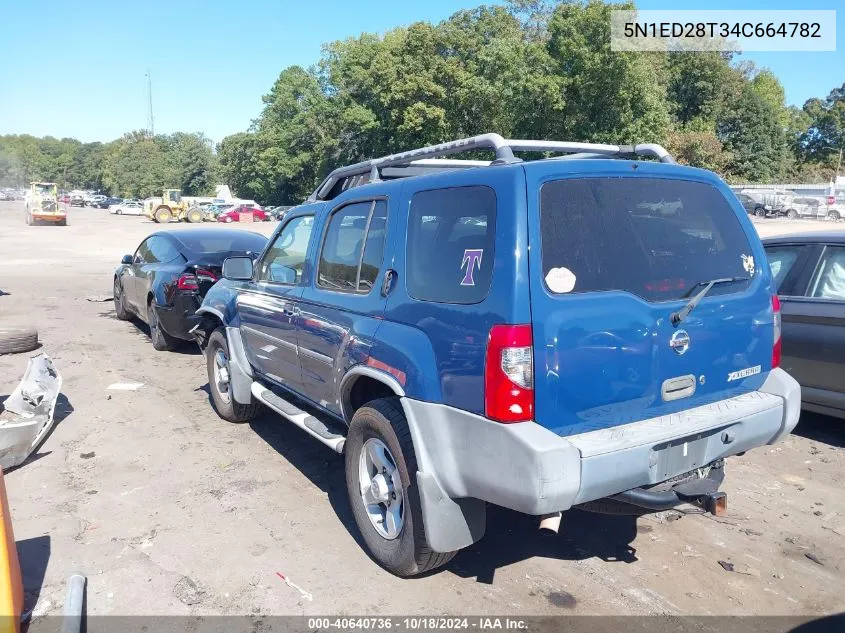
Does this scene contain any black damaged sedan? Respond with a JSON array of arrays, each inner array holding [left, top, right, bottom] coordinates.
[[113, 229, 267, 351]]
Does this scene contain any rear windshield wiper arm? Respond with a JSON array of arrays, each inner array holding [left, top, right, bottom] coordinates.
[[670, 276, 750, 326]]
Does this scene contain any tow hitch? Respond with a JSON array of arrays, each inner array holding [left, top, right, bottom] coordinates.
[[610, 461, 728, 516]]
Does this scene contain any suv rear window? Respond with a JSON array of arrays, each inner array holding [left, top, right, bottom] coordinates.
[[407, 186, 496, 304], [540, 178, 753, 302]]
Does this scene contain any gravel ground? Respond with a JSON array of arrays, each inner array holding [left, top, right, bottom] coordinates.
[[1, 202, 844, 617]]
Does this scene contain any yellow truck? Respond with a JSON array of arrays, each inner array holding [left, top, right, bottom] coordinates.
[[24, 182, 66, 226]]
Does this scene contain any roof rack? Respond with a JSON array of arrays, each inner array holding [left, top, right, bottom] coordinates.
[[308, 133, 674, 201]]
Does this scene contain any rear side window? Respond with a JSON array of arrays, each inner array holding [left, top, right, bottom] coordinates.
[[407, 186, 496, 304], [810, 246, 845, 300], [540, 178, 753, 302], [764, 245, 804, 293], [318, 200, 388, 293]]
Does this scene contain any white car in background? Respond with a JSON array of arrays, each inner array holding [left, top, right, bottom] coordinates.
[[110, 201, 144, 215]]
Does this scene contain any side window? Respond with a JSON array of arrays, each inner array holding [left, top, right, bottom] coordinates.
[[147, 236, 183, 263], [406, 186, 496, 304], [259, 215, 314, 284], [765, 245, 804, 293], [809, 246, 845, 300], [318, 200, 387, 293], [359, 201, 388, 292], [134, 239, 153, 264]]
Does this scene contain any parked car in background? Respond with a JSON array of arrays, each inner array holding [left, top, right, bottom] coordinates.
[[113, 229, 268, 351], [192, 134, 799, 577], [110, 201, 144, 215], [217, 205, 268, 223], [59, 194, 70, 204], [94, 196, 122, 209], [70, 194, 85, 207], [86, 194, 107, 207], [764, 231, 845, 419], [737, 193, 766, 217], [782, 196, 827, 220], [267, 205, 293, 221], [739, 189, 793, 217], [202, 203, 233, 221]]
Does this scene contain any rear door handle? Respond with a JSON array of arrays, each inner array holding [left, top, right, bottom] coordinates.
[[282, 303, 301, 317]]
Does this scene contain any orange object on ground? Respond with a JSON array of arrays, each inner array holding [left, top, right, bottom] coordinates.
[[0, 469, 22, 633]]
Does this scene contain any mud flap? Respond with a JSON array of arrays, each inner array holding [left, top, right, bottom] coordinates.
[[416, 471, 486, 552], [0, 354, 62, 470]]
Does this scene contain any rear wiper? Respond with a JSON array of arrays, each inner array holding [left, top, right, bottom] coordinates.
[[670, 276, 750, 326]]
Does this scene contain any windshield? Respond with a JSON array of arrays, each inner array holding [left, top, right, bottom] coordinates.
[[540, 178, 754, 302]]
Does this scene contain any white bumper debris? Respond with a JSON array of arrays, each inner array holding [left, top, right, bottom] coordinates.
[[0, 354, 62, 470]]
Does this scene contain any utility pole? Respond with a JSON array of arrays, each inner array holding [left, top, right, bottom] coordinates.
[[146, 70, 155, 137]]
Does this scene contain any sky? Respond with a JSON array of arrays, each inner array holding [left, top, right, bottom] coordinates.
[[0, 0, 841, 145]]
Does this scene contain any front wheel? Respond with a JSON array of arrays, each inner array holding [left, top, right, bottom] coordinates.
[[754, 207, 766, 218], [153, 206, 172, 223], [829, 210, 841, 221], [206, 328, 260, 422], [113, 277, 131, 321], [786, 209, 798, 220], [187, 208, 203, 223], [345, 397, 457, 577]]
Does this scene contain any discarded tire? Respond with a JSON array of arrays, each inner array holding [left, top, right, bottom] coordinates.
[[0, 326, 39, 355]]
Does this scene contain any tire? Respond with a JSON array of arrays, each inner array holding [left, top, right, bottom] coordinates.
[[154, 206, 172, 223], [786, 209, 798, 220], [116, 209, 122, 215], [754, 207, 766, 218], [147, 300, 178, 351], [829, 210, 841, 221], [113, 277, 131, 321], [59, 219, 67, 226], [225, 216, 233, 223], [345, 397, 457, 577], [206, 328, 260, 423], [0, 326, 39, 355], [187, 209, 203, 223]]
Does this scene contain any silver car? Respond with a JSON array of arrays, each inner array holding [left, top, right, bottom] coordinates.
[[783, 196, 828, 220]]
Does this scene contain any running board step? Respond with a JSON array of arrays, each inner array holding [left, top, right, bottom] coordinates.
[[251, 383, 345, 453]]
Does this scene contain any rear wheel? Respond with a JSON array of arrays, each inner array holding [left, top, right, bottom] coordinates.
[[206, 328, 260, 422], [345, 397, 457, 576], [147, 300, 178, 351], [829, 210, 841, 221], [786, 209, 798, 219], [754, 207, 766, 218]]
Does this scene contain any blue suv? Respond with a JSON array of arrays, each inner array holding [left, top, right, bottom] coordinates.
[[193, 134, 800, 576]]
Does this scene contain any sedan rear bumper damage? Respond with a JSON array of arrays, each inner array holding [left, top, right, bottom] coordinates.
[[0, 354, 62, 470]]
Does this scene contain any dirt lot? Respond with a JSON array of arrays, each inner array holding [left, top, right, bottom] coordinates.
[[1, 201, 844, 617]]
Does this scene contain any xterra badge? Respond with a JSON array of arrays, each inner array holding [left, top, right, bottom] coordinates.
[[727, 365, 761, 381]]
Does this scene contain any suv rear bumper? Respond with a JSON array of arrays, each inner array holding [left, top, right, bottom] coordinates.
[[402, 368, 799, 551]]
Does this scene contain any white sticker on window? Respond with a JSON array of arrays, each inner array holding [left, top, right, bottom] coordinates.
[[545, 267, 577, 294], [741, 254, 755, 275]]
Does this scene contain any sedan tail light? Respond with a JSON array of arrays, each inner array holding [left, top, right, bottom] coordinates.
[[176, 269, 218, 293]]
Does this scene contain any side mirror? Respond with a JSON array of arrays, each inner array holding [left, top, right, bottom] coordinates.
[[121, 254, 133, 265], [223, 256, 254, 281]]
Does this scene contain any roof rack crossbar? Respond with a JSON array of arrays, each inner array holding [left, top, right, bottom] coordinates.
[[309, 135, 674, 200]]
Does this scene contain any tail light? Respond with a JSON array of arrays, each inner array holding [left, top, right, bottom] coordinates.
[[176, 269, 218, 292], [485, 324, 534, 423], [772, 294, 782, 369]]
